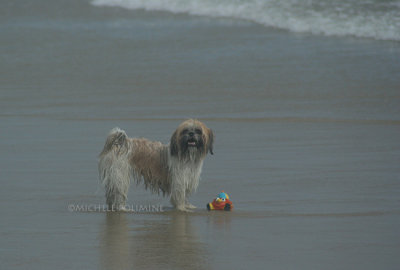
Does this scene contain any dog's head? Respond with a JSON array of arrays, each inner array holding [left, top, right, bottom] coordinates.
[[170, 119, 214, 159]]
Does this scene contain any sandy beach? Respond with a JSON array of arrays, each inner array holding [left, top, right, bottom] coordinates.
[[1, 0, 400, 269]]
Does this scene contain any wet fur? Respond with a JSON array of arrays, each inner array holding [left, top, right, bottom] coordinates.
[[98, 119, 214, 211]]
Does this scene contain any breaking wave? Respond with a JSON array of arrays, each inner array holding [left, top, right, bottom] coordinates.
[[91, 0, 400, 41]]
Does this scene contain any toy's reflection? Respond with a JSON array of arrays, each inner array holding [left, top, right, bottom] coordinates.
[[100, 212, 209, 270]]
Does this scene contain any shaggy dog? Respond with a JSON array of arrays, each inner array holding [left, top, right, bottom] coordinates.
[[98, 119, 214, 211]]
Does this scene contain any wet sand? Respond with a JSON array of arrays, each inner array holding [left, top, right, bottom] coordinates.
[[1, 0, 400, 269]]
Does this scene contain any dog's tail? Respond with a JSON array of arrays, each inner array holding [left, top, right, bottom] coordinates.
[[98, 127, 131, 210]]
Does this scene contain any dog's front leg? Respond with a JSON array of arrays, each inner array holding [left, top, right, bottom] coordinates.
[[170, 189, 190, 211]]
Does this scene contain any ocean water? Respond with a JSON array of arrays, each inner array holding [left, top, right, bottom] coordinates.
[[1, 0, 400, 269], [92, 0, 400, 41]]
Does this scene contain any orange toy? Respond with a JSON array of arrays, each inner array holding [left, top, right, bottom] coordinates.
[[207, 191, 233, 211]]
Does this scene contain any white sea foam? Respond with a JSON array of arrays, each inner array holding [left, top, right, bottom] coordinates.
[[91, 0, 400, 41]]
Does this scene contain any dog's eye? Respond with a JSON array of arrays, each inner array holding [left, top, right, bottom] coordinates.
[[195, 129, 202, 134], [182, 129, 189, 134]]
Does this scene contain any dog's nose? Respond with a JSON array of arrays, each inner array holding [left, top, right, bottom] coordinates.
[[189, 132, 194, 137]]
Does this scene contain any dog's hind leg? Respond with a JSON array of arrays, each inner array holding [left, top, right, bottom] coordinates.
[[99, 128, 132, 211]]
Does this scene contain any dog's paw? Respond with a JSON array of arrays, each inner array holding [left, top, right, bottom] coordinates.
[[176, 205, 193, 212], [116, 205, 130, 212], [185, 203, 197, 209]]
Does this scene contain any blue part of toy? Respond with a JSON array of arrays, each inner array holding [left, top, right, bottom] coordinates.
[[217, 192, 227, 199]]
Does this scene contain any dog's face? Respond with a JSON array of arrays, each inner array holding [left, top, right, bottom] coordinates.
[[170, 119, 214, 159]]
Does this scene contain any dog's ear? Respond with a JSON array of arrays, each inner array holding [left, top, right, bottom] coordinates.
[[170, 130, 179, 156], [207, 128, 214, 155]]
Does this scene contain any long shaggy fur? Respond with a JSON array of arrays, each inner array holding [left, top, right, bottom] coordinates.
[[98, 119, 214, 211]]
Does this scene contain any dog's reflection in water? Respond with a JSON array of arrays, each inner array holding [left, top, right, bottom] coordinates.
[[100, 212, 209, 270]]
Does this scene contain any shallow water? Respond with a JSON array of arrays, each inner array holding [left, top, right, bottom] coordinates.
[[1, 0, 400, 269]]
